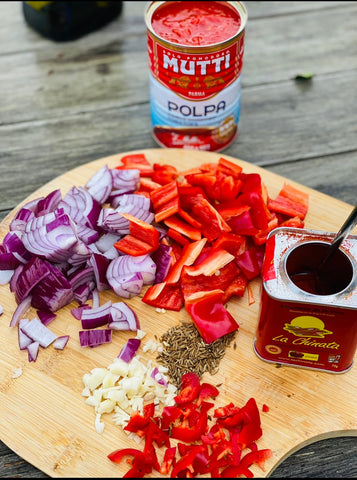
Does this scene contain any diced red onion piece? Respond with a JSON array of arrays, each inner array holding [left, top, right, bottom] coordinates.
[[59, 186, 101, 229], [35, 189, 62, 216], [118, 338, 141, 363], [27, 341, 40, 362], [14, 257, 50, 304], [37, 310, 56, 325], [115, 193, 152, 210], [18, 319, 32, 350], [95, 232, 121, 253], [53, 335, 69, 350], [71, 304, 91, 320], [151, 367, 169, 387], [10, 295, 32, 327], [79, 329, 112, 347], [107, 254, 156, 287], [21, 318, 57, 348], [10, 208, 34, 232], [80, 300, 112, 329], [0, 269, 14, 285], [110, 168, 140, 192], [88, 252, 110, 292], [85, 165, 113, 204], [151, 243, 172, 284], [110, 302, 139, 330]]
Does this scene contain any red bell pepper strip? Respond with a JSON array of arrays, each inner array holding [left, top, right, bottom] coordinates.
[[114, 235, 156, 256], [164, 214, 202, 241], [116, 153, 154, 177], [221, 270, 248, 302], [119, 212, 160, 248], [191, 198, 231, 242], [235, 246, 264, 280], [166, 227, 190, 246], [151, 163, 178, 185], [165, 238, 207, 284], [142, 282, 183, 311], [150, 180, 178, 211], [183, 247, 235, 277], [160, 446, 176, 475], [227, 210, 259, 236], [177, 207, 202, 229], [215, 199, 251, 221], [185, 289, 239, 344], [174, 372, 201, 404], [212, 231, 247, 258], [107, 447, 143, 464], [267, 183, 309, 220], [170, 409, 208, 443], [217, 156, 243, 178]]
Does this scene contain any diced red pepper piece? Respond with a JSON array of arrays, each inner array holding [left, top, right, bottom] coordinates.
[[164, 214, 202, 241], [235, 246, 264, 280], [184, 172, 217, 189], [108, 447, 143, 464], [152, 163, 178, 185], [180, 261, 242, 302], [279, 215, 305, 228], [136, 177, 162, 193], [178, 184, 209, 211], [178, 207, 202, 229], [165, 238, 207, 284], [215, 199, 251, 221], [166, 227, 190, 246], [120, 212, 159, 248], [228, 210, 259, 236], [160, 446, 176, 475], [184, 248, 235, 277], [170, 410, 208, 443], [217, 157, 243, 178], [212, 231, 247, 258], [268, 183, 309, 219], [185, 289, 239, 344], [175, 372, 201, 404], [239, 190, 271, 230], [170, 445, 207, 478], [114, 235, 156, 256], [150, 180, 179, 211], [116, 153, 154, 177], [239, 448, 273, 471], [191, 198, 231, 242], [154, 196, 180, 223], [221, 270, 248, 302], [142, 282, 183, 311]]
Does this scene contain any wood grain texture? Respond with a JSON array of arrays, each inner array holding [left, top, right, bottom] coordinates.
[[1, 0, 357, 477], [0, 149, 356, 478]]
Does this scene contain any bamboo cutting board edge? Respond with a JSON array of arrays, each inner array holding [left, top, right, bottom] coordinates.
[[0, 148, 356, 478]]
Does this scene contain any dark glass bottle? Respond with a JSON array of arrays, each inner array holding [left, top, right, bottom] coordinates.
[[22, 1, 123, 42]]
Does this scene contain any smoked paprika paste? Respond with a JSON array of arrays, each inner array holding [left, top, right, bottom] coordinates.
[[145, 1, 248, 152]]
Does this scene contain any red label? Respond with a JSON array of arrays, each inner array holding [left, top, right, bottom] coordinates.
[[148, 36, 244, 100]]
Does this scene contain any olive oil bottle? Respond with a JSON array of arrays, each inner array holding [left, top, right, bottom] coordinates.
[[22, 1, 123, 42]]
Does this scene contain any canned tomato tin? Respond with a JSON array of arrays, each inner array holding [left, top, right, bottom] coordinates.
[[254, 227, 357, 373], [145, 1, 248, 152]]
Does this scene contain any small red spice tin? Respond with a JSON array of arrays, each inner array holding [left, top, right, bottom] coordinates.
[[145, 1, 248, 152], [254, 227, 357, 373]]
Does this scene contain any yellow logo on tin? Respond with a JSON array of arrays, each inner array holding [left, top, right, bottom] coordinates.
[[284, 316, 333, 338]]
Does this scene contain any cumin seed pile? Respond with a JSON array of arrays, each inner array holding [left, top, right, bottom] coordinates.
[[156, 322, 236, 388]]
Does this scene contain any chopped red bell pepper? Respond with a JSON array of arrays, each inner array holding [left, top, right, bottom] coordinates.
[[166, 227, 190, 246], [152, 163, 178, 185], [212, 231, 247, 258], [114, 234, 156, 256], [185, 289, 239, 344], [174, 372, 201, 404], [191, 198, 231, 241], [164, 214, 202, 241], [183, 247, 235, 277], [116, 153, 154, 177], [217, 157, 243, 178], [267, 183, 309, 220], [235, 246, 265, 280], [142, 282, 183, 311], [227, 210, 259, 236], [165, 238, 207, 284], [120, 212, 159, 248], [160, 446, 176, 475]]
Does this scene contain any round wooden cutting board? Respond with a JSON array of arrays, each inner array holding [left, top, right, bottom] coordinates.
[[0, 149, 356, 478]]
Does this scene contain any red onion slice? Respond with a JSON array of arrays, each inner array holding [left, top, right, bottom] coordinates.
[[20, 318, 57, 348], [110, 302, 139, 330], [10, 295, 32, 327], [18, 319, 32, 350], [85, 165, 113, 204], [53, 335, 70, 350], [27, 341, 40, 362], [79, 329, 112, 348], [118, 338, 141, 363], [80, 300, 112, 329]]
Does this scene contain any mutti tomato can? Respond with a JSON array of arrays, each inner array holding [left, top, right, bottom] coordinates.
[[254, 227, 357, 373], [145, 1, 248, 152]]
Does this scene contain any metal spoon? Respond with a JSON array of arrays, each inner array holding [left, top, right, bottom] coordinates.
[[290, 205, 357, 294]]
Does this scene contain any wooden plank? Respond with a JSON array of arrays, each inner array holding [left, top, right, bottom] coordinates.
[[0, 149, 356, 478]]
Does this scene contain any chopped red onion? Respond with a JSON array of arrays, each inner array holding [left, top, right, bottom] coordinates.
[[20, 317, 57, 348], [10, 295, 32, 327], [88, 252, 110, 292], [27, 341, 40, 362], [79, 329, 112, 348], [80, 300, 112, 329], [14, 257, 50, 304], [59, 186, 101, 229], [110, 302, 139, 330], [118, 338, 141, 363], [151, 243, 173, 284], [18, 319, 32, 350], [9, 208, 35, 232], [53, 335, 70, 350], [37, 310, 56, 325], [110, 168, 140, 192], [0, 269, 14, 285], [35, 189, 62, 216], [85, 165, 113, 204], [71, 304, 91, 320]]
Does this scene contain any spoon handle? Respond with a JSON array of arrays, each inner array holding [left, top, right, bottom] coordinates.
[[319, 205, 357, 271]]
